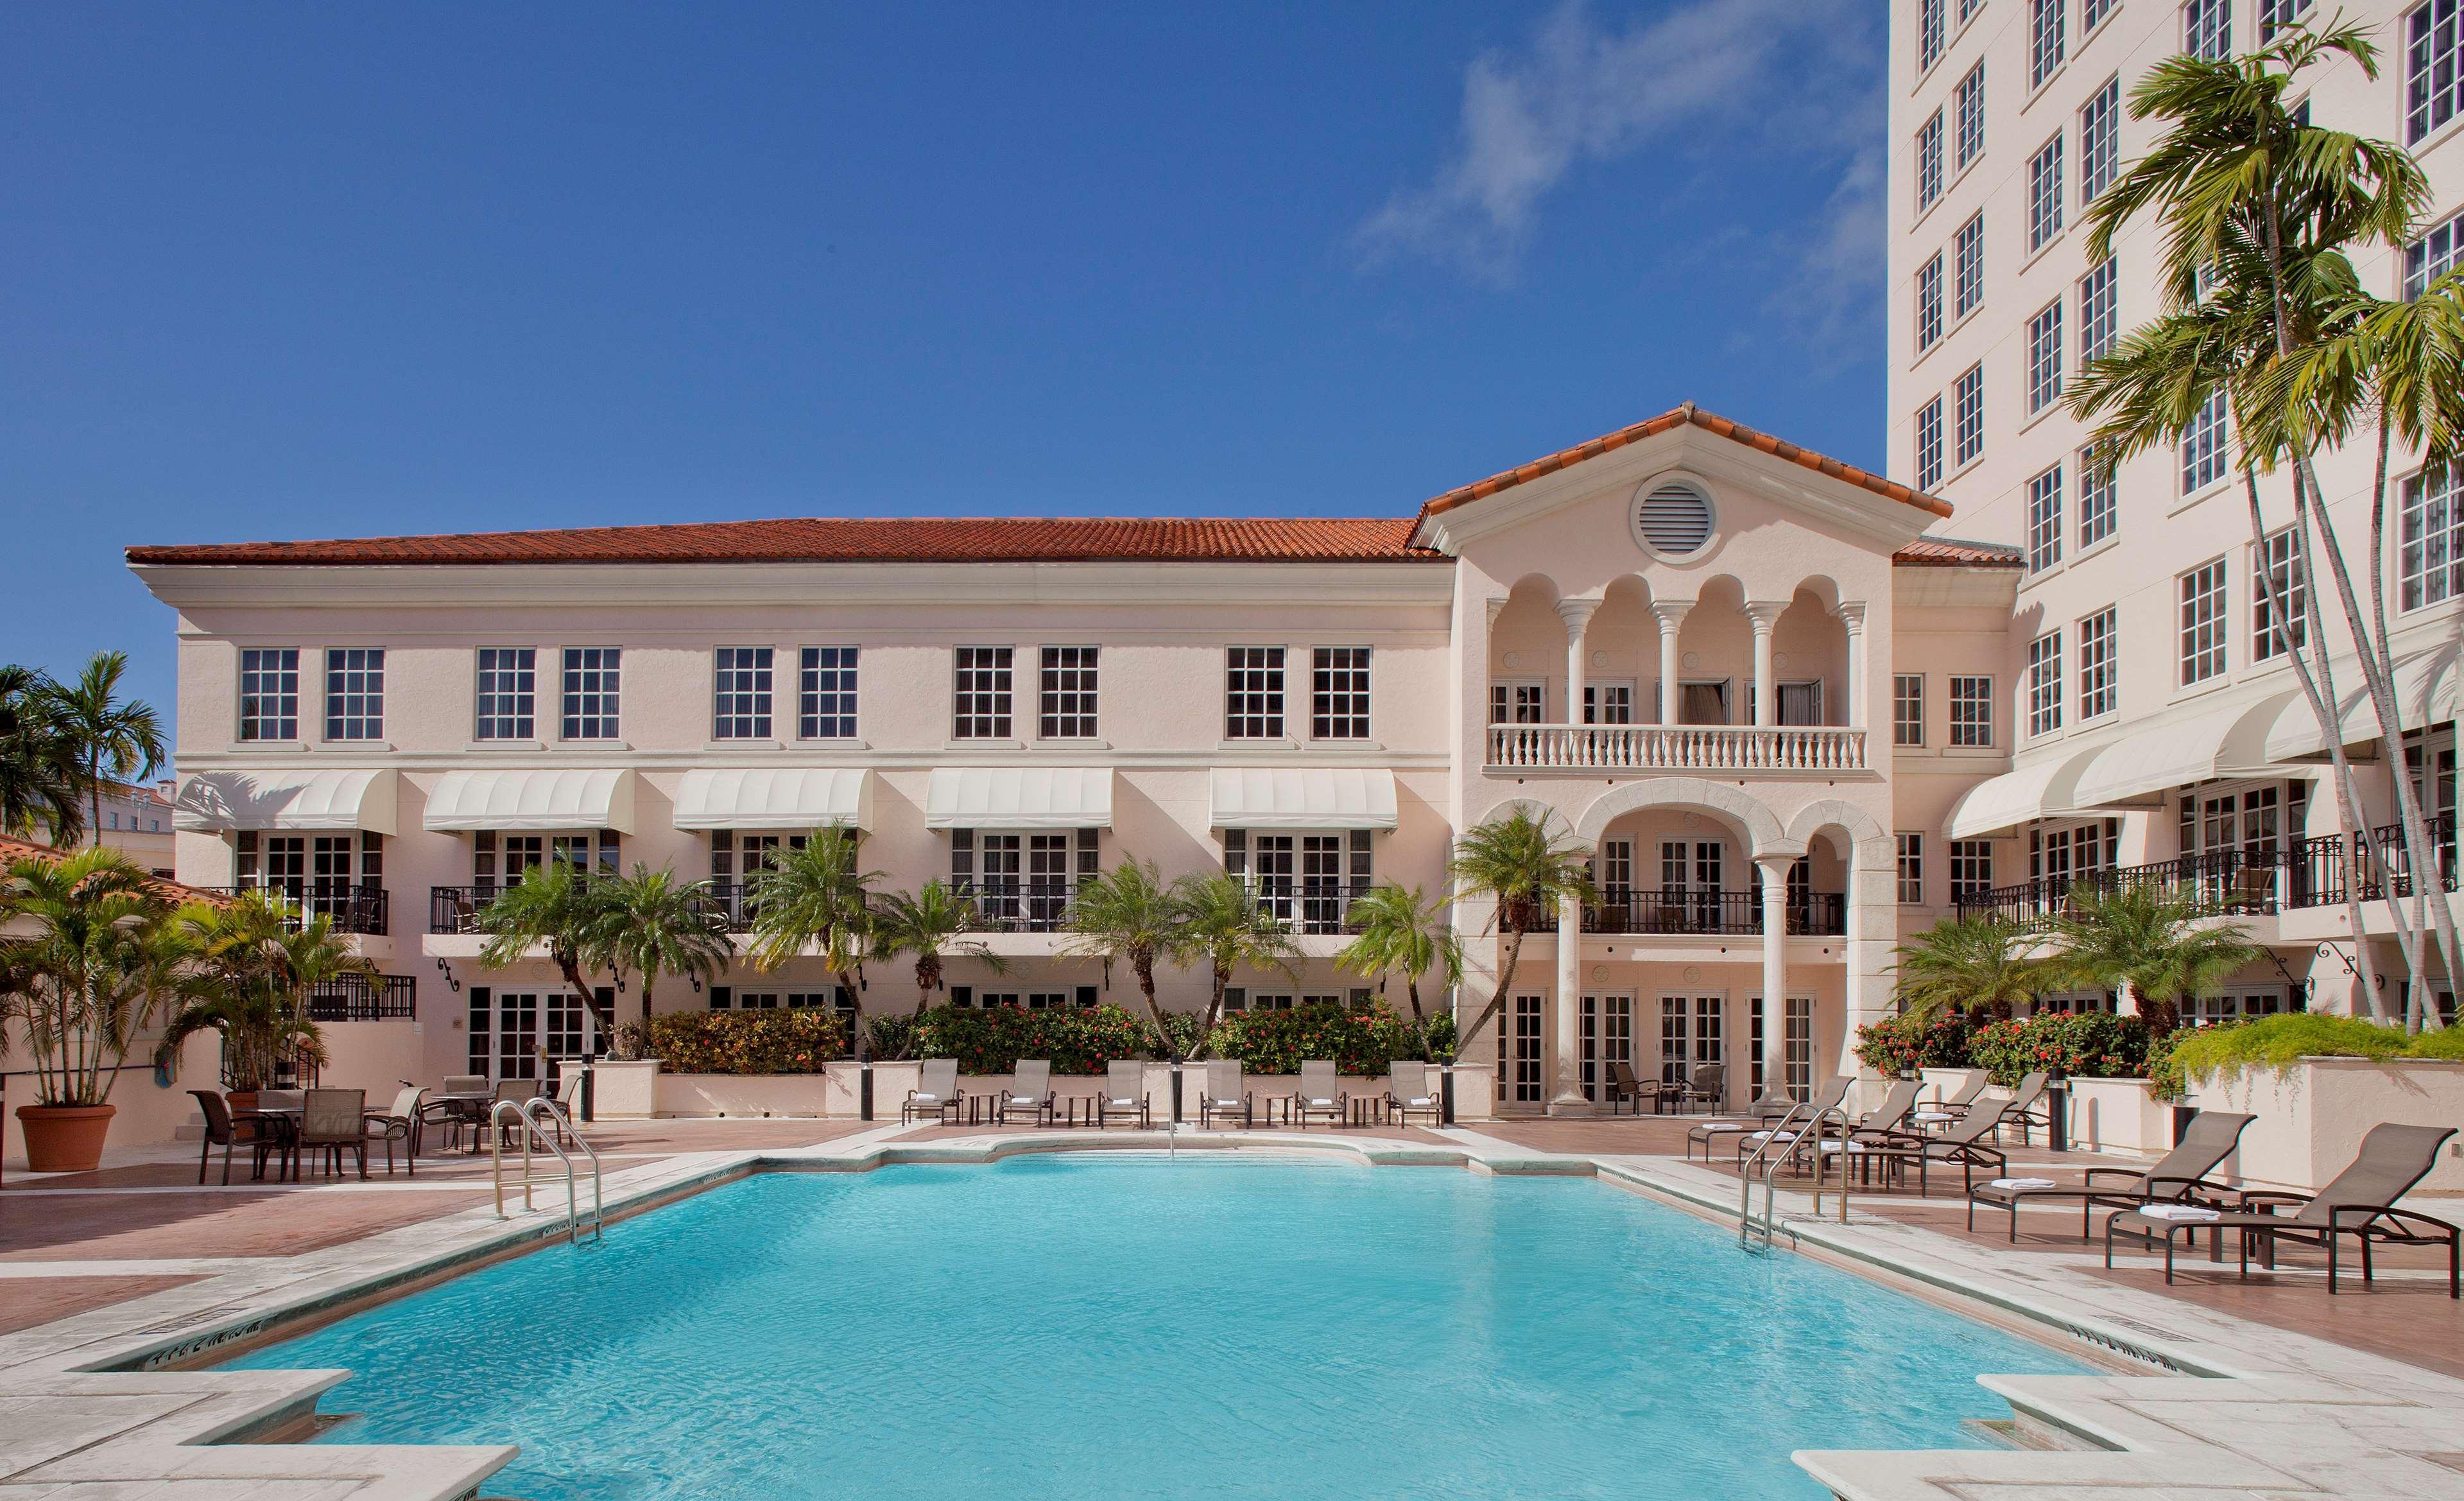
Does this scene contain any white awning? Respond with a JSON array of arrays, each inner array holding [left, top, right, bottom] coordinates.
[[2071, 692, 2295, 810], [173, 768, 399, 835], [1943, 749, 2099, 841], [2264, 645, 2461, 761], [1208, 767, 1399, 830], [422, 768, 637, 833], [924, 767, 1113, 830], [673, 768, 874, 831]]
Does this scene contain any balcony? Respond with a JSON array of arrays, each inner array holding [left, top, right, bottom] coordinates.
[[1486, 724, 1867, 775], [205, 882, 389, 936], [1581, 889, 1845, 936], [307, 973, 417, 1021], [429, 885, 499, 935], [956, 880, 1083, 934]]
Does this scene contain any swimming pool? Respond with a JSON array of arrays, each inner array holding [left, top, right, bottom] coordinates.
[[225, 1156, 2089, 1500]]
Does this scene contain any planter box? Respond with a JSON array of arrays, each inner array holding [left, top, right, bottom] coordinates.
[[2188, 1057, 2464, 1195], [591, 1059, 661, 1119], [2066, 1077, 2166, 1157]]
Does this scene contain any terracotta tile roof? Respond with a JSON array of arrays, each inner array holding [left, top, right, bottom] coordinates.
[[1411, 402, 1953, 528], [125, 517, 1442, 568], [1891, 535, 2024, 568], [0, 833, 227, 905]]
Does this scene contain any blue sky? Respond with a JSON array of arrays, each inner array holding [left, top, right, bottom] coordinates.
[[3, 1, 1885, 734]]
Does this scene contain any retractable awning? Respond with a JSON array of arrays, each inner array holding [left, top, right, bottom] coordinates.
[[173, 768, 399, 835], [1207, 767, 1399, 830], [924, 767, 1113, 829], [673, 768, 874, 831], [2071, 692, 2295, 811], [2264, 645, 2460, 761], [1943, 749, 2099, 841], [422, 768, 636, 833]]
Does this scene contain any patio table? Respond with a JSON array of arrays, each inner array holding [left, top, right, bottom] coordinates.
[[235, 1107, 301, 1182]]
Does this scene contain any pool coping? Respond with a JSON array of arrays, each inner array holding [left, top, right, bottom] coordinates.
[[2, 1124, 2461, 1500]]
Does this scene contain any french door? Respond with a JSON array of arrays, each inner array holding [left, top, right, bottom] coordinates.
[[468, 989, 596, 1080], [1658, 994, 1725, 1088], [1580, 993, 1633, 1102]]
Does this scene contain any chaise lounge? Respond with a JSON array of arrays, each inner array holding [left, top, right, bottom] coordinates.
[[1967, 1109, 2253, 1242], [1198, 1059, 1254, 1129], [1687, 1075, 1848, 1163], [992, 1060, 1056, 1126], [904, 1059, 962, 1125], [1290, 1059, 1348, 1129], [1385, 1061, 1443, 1127], [1095, 1060, 1150, 1129]]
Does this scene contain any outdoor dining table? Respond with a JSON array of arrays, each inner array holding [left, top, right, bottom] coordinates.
[[234, 1105, 302, 1182], [426, 1091, 499, 1154]]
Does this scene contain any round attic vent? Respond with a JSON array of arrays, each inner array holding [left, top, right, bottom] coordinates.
[[1632, 480, 1715, 559]]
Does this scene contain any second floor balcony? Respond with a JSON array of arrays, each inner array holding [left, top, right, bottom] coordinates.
[[207, 881, 390, 937], [1486, 724, 1867, 775], [1581, 889, 1846, 936], [306, 973, 417, 1021]]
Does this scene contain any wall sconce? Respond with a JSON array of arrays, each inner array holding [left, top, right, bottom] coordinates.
[[434, 957, 461, 995], [691, 974, 704, 994]]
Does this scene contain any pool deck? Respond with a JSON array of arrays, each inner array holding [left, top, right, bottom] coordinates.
[[3, 1115, 2463, 1500]]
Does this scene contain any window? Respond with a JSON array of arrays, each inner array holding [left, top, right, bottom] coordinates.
[[1490, 681, 1546, 724], [1897, 833, 1926, 905], [2029, 134, 2065, 252], [954, 646, 1014, 739], [237, 648, 298, 742], [798, 646, 857, 740], [1313, 647, 1371, 739], [2028, 631, 2064, 736], [2030, 0, 2065, 87], [1951, 675, 1994, 747], [561, 647, 620, 740], [713, 647, 774, 740], [1953, 363, 1985, 465], [1915, 252, 1943, 351], [322, 648, 382, 741], [2080, 76, 2120, 203], [2078, 257, 2117, 365], [2253, 527, 2308, 659], [1225, 646, 1285, 738], [1915, 397, 1945, 491], [1961, 0, 1986, 21], [2185, 0, 2232, 59], [2084, 0, 2119, 27], [474, 648, 535, 741], [2027, 464, 2064, 573], [1894, 674, 1926, 747], [2180, 558, 2229, 685], [1678, 681, 1732, 725], [1776, 682, 1823, 727], [1954, 213, 1985, 317], [2078, 605, 2117, 719], [2180, 389, 2228, 492], [1920, 0, 1947, 70], [2407, 209, 2464, 297], [1949, 839, 1995, 901], [2401, 462, 2464, 610], [1038, 646, 1099, 739], [2027, 300, 2064, 413], [1583, 681, 1633, 724], [1955, 62, 1986, 168], [2261, 0, 2312, 36], [1916, 109, 1945, 213]]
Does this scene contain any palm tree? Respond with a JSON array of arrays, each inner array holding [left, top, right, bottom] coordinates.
[[2046, 884, 2258, 1037], [0, 847, 194, 1105], [474, 858, 617, 1038], [589, 864, 733, 1029], [1060, 859, 1187, 1058], [169, 888, 374, 1092], [1171, 871, 1302, 1047], [1446, 808, 1598, 1051], [1335, 881, 1463, 1028], [870, 880, 1007, 1048], [744, 825, 881, 1045], [1888, 914, 2047, 1021], [46, 652, 166, 849], [0, 666, 85, 844]]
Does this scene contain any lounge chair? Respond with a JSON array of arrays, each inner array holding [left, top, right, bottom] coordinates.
[[1995, 1071, 2053, 1145], [297, 1088, 370, 1180], [1669, 1063, 1727, 1115], [1861, 1097, 2013, 1197], [1727, 1078, 1916, 1170], [363, 1086, 426, 1176], [545, 1072, 584, 1145], [1967, 1109, 2254, 1242], [1291, 1059, 1348, 1129], [2105, 1122, 2461, 1296], [1601, 1060, 1650, 1116], [1198, 1060, 1253, 1129], [993, 1060, 1055, 1126], [1689, 1075, 1848, 1163], [1386, 1061, 1443, 1127], [190, 1089, 285, 1184], [1909, 1073, 1988, 1133], [1096, 1061, 1150, 1129], [903, 1059, 962, 1125]]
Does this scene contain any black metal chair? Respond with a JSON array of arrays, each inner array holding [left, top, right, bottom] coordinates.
[[190, 1089, 285, 1184]]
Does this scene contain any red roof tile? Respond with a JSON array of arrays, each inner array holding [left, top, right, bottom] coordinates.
[[1891, 536, 2024, 568], [0, 833, 227, 905]]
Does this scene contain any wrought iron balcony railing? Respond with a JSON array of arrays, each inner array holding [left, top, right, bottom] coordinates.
[[1580, 889, 1846, 936], [306, 973, 417, 1022], [204, 881, 389, 936]]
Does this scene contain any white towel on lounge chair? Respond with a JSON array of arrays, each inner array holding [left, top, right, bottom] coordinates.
[[1010, 1095, 1038, 1106], [1988, 1177, 2058, 1190], [1913, 1111, 1954, 1122], [2136, 1204, 2222, 1222], [913, 1093, 942, 1104], [1309, 1097, 1335, 1106]]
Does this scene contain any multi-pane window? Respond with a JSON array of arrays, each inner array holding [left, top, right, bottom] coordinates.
[[1226, 646, 1286, 738], [713, 647, 774, 740], [2085, 0, 2119, 28], [239, 648, 299, 742], [560, 647, 620, 740], [1916, 253, 1944, 351], [1960, 0, 1985, 19], [1311, 647, 1370, 740], [1491, 681, 1546, 724], [2030, 0, 2066, 87], [1954, 213, 1985, 317], [2028, 631, 2064, 736], [474, 647, 536, 741], [2027, 464, 2064, 573], [2078, 443, 2117, 548], [2078, 606, 2117, 719], [2078, 257, 2118, 365], [1038, 646, 1099, 739], [2028, 134, 2065, 252], [1949, 839, 1995, 901], [2409, 0, 2462, 143], [1955, 62, 1986, 168], [798, 646, 857, 739], [2180, 559, 2229, 685], [1897, 833, 1926, 905], [1915, 397, 1945, 491], [1916, 109, 1945, 213], [2261, 0, 2313, 36], [2027, 300, 2064, 413], [2253, 528, 2309, 659], [2407, 209, 2464, 297], [2401, 462, 2464, 610], [1950, 675, 1994, 747], [2080, 77, 2121, 204], [954, 646, 1015, 739], [1920, 0, 1947, 71], [1954, 363, 1985, 465], [1894, 674, 1926, 747], [2185, 0, 2232, 59], [2181, 389, 2228, 492], [323, 648, 383, 741]]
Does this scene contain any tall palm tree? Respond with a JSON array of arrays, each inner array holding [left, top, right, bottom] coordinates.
[[0, 666, 85, 844], [170, 888, 374, 1092], [1888, 914, 2047, 1021], [1334, 881, 1463, 1027], [474, 858, 616, 1037], [870, 880, 1007, 1046], [1171, 871, 1303, 1047], [46, 652, 166, 849], [1060, 859, 1187, 1058], [1446, 808, 1597, 1051], [0, 847, 193, 1105], [589, 864, 733, 1028], [2047, 884, 2258, 1037], [744, 824, 880, 1044]]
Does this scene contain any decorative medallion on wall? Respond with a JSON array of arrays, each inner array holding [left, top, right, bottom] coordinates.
[[1682, 651, 1701, 670], [1590, 649, 1608, 668], [1681, 813, 1698, 828], [1775, 652, 1790, 671], [1590, 965, 1609, 984], [1682, 965, 1703, 984], [1503, 650, 1519, 669]]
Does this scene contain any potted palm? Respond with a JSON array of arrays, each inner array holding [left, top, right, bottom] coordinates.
[[166, 889, 370, 1111]]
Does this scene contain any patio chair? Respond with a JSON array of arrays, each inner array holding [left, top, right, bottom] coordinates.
[[1386, 1061, 1442, 1127], [297, 1088, 370, 1180], [1968, 1109, 2253, 1242], [1198, 1059, 1254, 1129], [1913, 1074, 1988, 1132], [993, 1060, 1055, 1126], [1691, 1075, 1848, 1163], [258, 1088, 304, 1113], [1601, 1060, 1650, 1116], [1861, 1097, 2013, 1197], [363, 1086, 426, 1176], [490, 1078, 541, 1148], [1995, 1071, 2053, 1145], [1095, 1060, 1150, 1129], [189, 1089, 286, 1185], [1289, 1059, 1348, 1129], [2105, 1122, 2461, 1296], [903, 1058, 962, 1126], [544, 1072, 584, 1145], [1669, 1064, 1726, 1115]]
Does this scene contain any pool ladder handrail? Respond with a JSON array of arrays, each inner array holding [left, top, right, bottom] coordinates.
[[1737, 1098, 1852, 1250], [490, 1097, 603, 1244]]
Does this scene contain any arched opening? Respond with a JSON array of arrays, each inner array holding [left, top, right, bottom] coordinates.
[[1773, 584, 1850, 727], [1488, 576, 1569, 727]]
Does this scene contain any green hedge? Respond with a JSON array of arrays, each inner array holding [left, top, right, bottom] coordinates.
[[1208, 1002, 1424, 1075], [908, 1003, 1159, 1074], [621, 1009, 846, 1074], [1850, 1010, 1976, 1075], [2153, 1012, 2464, 1100], [1965, 1011, 2148, 1086]]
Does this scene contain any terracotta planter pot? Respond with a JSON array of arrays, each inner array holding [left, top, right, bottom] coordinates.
[[225, 1091, 259, 1116], [16, 1103, 117, 1173]]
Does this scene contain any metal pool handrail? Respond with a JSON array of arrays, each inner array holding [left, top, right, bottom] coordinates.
[[490, 1097, 602, 1244], [1737, 1098, 1851, 1250], [528, 1095, 603, 1241]]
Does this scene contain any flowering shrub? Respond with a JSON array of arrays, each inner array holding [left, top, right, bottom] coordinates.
[[1965, 1011, 2148, 1086], [1207, 1002, 1424, 1075], [1851, 1010, 1974, 1076], [908, 1003, 1159, 1074], [621, 1009, 846, 1074]]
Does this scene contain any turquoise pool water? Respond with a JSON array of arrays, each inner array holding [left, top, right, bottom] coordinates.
[[225, 1156, 2086, 1500]]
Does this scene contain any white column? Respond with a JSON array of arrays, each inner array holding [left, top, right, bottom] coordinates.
[[1549, 892, 1589, 1113], [1649, 600, 1693, 725], [1745, 601, 1788, 729], [1757, 853, 1793, 1103], [1834, 602, 1868, 729], [1557, 597, 1600, 726]]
